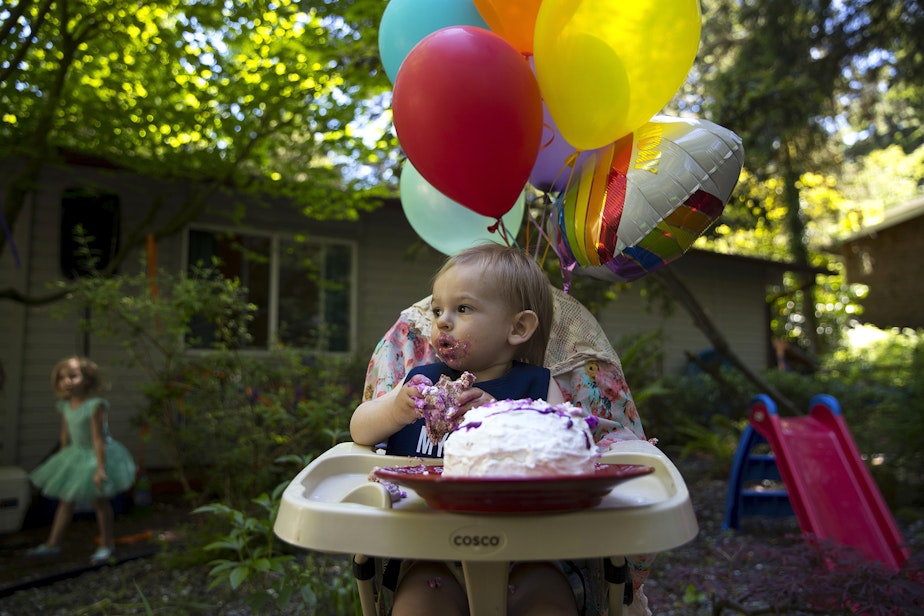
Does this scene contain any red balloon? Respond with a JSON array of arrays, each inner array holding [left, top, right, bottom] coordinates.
[[393, 26, 542, 219]]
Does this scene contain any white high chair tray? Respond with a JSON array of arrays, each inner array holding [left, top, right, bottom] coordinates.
[[274, 440, 698, 562]]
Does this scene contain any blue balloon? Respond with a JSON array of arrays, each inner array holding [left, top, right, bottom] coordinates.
[[378, 0, 488, 84], [400, 160, 524, 256]]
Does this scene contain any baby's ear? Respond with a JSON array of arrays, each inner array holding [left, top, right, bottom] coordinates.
[[508, 310, 539, 346]]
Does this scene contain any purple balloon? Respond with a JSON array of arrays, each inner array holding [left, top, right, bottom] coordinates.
[[529, 99, 600, 193]]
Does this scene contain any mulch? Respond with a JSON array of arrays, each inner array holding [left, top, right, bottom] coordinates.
[[1, 456, 922, 615]]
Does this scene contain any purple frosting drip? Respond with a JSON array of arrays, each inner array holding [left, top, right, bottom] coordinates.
[[457, 399, 597, 449]]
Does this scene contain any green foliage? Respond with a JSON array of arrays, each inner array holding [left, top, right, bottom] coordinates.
[[195, 483, 361, 615], [700, 169, 870, 354], [679, 0, 923, 357], [839, 145, 924, 214], [1, 0, 396, 279], [160, 348, 361, 504], [675, 415, 748, 476], [821, 329, 924, 503], [630, 327, 924, 505], [57, 260, 365, 505], [133, 582, 154, 615], [681, 583, 707, 606], [1, 0, 394, 189], [612, 330, 671, 408]]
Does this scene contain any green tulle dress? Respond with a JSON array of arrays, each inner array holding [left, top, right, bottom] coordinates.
[[30, 398, 136, 502]]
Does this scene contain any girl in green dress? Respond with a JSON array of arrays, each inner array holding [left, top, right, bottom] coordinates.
[[27, 357, 136, 564]]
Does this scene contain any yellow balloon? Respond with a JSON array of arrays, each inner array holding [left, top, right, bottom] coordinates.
[[534, 0, 701, 151]]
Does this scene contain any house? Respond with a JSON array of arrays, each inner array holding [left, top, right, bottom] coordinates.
[[838, 196, 924, 329], [1, 157, 812, 470]]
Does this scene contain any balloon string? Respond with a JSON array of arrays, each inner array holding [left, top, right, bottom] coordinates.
[[0, 205, 21, 268], [522, 192, 574, 295], [525, 197, 543, 258], [527, 202, 555, 249], [548, 150, 581, 195], [488, 217, 514, 247], [500, 218, 512, 246], [524, 211, 531, 250], [524, 193, 560, 269], [539, 121, 556, 150]]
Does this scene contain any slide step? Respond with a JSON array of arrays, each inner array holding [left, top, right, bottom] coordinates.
[[740, 489, 794, 518]]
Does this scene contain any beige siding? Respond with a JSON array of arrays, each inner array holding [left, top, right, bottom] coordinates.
[[4, 164, 158, 470], [0, 184, 32, 465], [354, 206, 444, 359], [2, 161, 777, 469], [595, 256, 771, 377]]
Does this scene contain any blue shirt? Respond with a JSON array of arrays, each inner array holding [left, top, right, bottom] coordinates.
[[385, 361, 551, 458]]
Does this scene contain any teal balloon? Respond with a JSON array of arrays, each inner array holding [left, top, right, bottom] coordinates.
[[400, 160, 524, 256], [379, 0, 489, 84]]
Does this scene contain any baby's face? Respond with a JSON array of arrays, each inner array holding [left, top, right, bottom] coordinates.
[[429, 264, 517, 377]]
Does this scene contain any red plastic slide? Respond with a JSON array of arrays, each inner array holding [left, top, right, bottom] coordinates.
[[749, 394, 910, 571]]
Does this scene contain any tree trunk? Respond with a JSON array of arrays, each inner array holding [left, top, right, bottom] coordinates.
[[652, 267, 800, 416], [782, 139, 819, 355]]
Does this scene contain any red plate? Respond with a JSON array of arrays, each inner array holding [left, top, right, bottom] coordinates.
[[372, 464, 654, 513]]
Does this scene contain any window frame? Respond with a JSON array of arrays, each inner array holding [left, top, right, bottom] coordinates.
[[182, 224, 358, 355]]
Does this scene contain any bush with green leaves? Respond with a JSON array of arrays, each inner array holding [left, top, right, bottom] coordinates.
[[157, 348, 364, 505], [195, 482, 361, 615], [59, 260, 369, 609], [617, 328, 924, 506], [58, 260, 366, 506]]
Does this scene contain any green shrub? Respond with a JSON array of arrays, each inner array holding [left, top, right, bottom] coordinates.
[[620, 329, 924, 507], [158, 349, 363, 505], [58, 260, 366, 507], [60, 261, 369, 610], [195, 482, 361, 615]]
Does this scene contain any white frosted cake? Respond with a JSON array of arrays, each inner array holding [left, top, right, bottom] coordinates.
[[442, 399, 600, 477]]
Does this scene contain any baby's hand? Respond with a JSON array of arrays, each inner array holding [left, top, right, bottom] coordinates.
[[454, 387, 496, 415], [407, 374, 432, 388], [395, 382, 425, 426]]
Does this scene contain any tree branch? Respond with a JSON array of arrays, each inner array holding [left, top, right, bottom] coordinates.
[[0, 285, 71, 306], [652, 267, 800, 415]]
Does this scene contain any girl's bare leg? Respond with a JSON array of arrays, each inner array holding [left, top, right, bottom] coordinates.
[[392, 561, 468, 616], [46, 500, 75, 547], [92, 497, 115, 548]]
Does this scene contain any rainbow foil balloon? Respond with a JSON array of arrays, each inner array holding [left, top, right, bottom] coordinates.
[[553, 116, 744, 282]]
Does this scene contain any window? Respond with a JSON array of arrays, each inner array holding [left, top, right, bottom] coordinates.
[[186, 228, 355, 352], [60, 188, 121, 279]]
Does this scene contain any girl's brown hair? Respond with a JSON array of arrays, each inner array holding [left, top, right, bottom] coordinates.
[[435, 244, 553, 366], [51, 356, 109, 397]]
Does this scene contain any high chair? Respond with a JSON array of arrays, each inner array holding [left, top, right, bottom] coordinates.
[[274, 289, 698, 615]]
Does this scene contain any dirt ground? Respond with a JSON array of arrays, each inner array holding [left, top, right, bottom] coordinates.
[[1, 459, 922, 615], [0, 487, 188, 593]]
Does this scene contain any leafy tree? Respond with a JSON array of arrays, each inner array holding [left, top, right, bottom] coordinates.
[[839, 144, 924, 220], [0, 0, 396, 304], [679, 0, 923, 354]]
